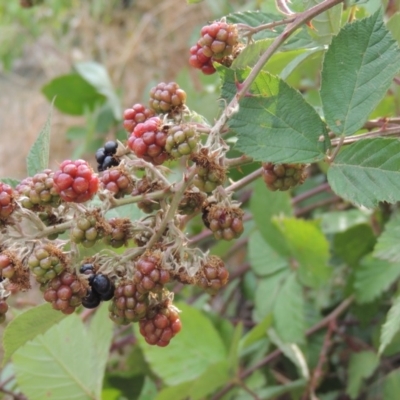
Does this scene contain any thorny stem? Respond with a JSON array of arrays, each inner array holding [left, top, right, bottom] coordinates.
[[211, 296, 354, 400], [331, 125, 400, 146], [145, 167, 197, 249], [225, 168, 262, 193], [291, 182, 332, 205], [237, 17, 295, 40]]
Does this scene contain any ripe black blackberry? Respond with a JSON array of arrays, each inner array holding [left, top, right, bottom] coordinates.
[[95, 141, 120, 172]]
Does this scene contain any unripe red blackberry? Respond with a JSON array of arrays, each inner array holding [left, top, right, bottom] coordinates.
[[103, 218, 131, 248], [0, 251, 16, 279], [191, 149, 226, 193], [149, 82, 186, 114], [202, 203, 244, 241], [71, 213, 104, 248], [123, 103, 155, 133], [262, 162, 307, 191], [139, 304, 182, 347], [178, 188, 207, 215], [43, 270, 87, 314], [195, 255, 229, 295], [127, 117, 169, 165], [189, 42, 216, 75], [100, 167, 133, 198], [0, 299, 8, 324], [198, 21, 239, 59], [53, 159, 99, 203], [27, 244, 67, 284], [165, 124, 198, 158], [0, 182, 16, 220], [108, 281, 149, 324], [132, 177, 163, 214], [133, 253, 170, 294]]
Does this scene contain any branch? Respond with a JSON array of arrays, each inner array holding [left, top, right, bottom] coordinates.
[[211, 296, 354, 400], [331, 125, 400, 146]]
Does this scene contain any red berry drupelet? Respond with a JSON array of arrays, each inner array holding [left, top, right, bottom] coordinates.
[[127, 117, 169, 165], [108, 280, 149, 325], [43, 270, 87, 314], [195, 255, 229, 295], [202, 203, 244, 241], [133, 253, 171, 294], [189, 42, 216, 75], [262, 162, 307, 191], [53, 159, 99, 203], [0, 182, 16, 221], [149, 82, 187, 114], [123, 103, 155, 134], [0, 299, 8, 324], [198, 21, 238, 59], [100, 167, 133, 198], [139, 303, 182, 347]]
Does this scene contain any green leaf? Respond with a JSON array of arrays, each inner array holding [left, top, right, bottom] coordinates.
[[273, 273, 306, 344], [386, 12, 400, 45], [137, 377, 158, 400], [248, 230, 288, 276], [74, 62, 121, 120], [219, 67, 330, 163], [333, 224, 376, 266], [328, 138, 400, 208], [346, 351, 379, 398], [249, 179, 292, 255], [0, 178, 19, 188], [280, 48, 324, 80], [268, 329, 310, 379], [355, 256, 400, 303], [26, 104, 52, 176], [13, 314, 100, 400], [88, 303, 114, 392], [374, 212, 400, 263], [303, 1, 342, 44], [136, 303, 227, 386], [231, 39, 273, 69], [320, 11, 400, 135], [379, 294, 400, 354], [240, 314, 272, 351], [155, 361, 230, 400], [42, 74, 106, 115], [276, 217, 331, 288], [254, 269, 290, 322], [383, 370, 400, 400], [320, 209, 372, 234], [227, 322, 242, 376], [2, 303, 67, 365]]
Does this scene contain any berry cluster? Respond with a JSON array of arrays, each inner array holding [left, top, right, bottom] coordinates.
[[53, 159, 99, 203], [71, 213, 106, 248], [262, 162, 307, 191], [123, 104, 155, 134], [0, 182, 16, 220], [165, 124, 198, 158], [95, 141, 120, 172], [149, 82, 187, 114], [196, 255, 229, 295], [0, 298, 8, 324], [100, 166, 133, 198], [80, 264, 115, 309], [189, 21, 239, 75]]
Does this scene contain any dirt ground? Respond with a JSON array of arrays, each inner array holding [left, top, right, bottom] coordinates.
[[0, 0, 212, 180]]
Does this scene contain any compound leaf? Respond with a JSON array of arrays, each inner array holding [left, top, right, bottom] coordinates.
[[2, 303, 67, 365], [321, 10, 400, 135], [219, 67, 330, 164], [327, 138, 400, 208], [13, 314, 100, 400]]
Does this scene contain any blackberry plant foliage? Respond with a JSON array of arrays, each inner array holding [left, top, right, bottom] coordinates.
[[2, 1, 400, 400]]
